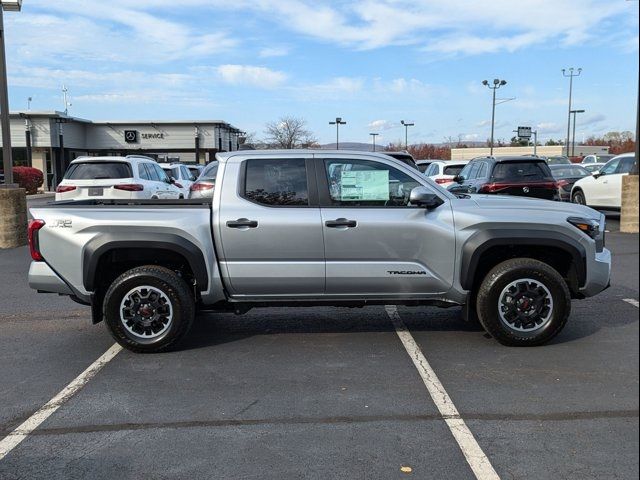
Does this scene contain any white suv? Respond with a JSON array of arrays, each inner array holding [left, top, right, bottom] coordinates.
[[55, 156, 183, 201], [159, 163, 197, 198], [424, 160, 470, 186], [571, 153, 636, 209]]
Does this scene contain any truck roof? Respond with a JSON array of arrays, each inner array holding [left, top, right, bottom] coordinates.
[[215, 149, 411, 163]]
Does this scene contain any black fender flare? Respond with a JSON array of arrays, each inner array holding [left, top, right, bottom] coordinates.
[[460, 229, 587, 291], [82, 233, 208, 292]]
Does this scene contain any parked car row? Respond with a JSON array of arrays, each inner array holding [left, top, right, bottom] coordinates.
[[53, 152, 635, 210], [54, 155, 214, 202]]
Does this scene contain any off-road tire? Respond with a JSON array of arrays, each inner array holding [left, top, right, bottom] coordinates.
[[103, 265, 195, 353], [476, 258, 571, 346]]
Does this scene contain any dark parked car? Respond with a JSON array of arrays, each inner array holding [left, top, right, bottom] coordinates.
[[448, 156, 560, 201], [549, 164, 591, 202], [415, 159, 437, 173], [383, 151, 419, 170]]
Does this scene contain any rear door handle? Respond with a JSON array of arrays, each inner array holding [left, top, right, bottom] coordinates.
[[325, 218, 357, 228], [226, 218, 258, 229]]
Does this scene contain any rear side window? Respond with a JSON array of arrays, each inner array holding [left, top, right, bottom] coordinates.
[[443, 164, 466, 176], [243, 159, 309, 206], [65, 162, 132, 180], [138, 164, 150, 180], [491, 161, 552, 181], [143, 163, 161, 181]]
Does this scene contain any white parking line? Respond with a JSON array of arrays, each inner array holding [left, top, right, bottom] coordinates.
[[385, 306, 500, 480], [0, 343, 122, 461], [623, 298, 639, 308]]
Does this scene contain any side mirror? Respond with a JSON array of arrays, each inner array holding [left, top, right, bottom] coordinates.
[[410, 186, 445, 209], [592, 172, 603, 179], [167, 176, 176, 184], [453, 175, 465, 184]]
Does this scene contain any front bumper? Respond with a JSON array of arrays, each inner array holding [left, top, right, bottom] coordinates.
[[580, 248, 612, 297], [28, 261, 74, 296]]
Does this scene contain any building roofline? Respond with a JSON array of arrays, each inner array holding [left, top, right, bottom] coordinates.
[[10, 111, 242, 131]]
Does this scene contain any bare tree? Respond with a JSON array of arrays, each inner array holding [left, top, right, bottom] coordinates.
[[264, 116, 317, 149]]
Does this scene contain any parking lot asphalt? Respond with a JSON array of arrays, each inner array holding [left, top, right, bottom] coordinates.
[[0, 204, 638, 479]]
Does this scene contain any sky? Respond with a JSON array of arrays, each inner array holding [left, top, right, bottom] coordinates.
[[4, 0, 639, 146]]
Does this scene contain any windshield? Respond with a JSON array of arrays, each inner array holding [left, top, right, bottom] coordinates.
[[199, 162, 219, 180], [443, 164, 466, 176], [65, 162, 132, 180], [492, 161, 553, 182], [550, 165, 590, 178]]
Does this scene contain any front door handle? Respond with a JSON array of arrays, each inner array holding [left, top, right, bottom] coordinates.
[[325, 218, 357, 228], [227, 218, 258, 229]]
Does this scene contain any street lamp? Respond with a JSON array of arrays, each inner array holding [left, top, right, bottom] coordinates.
[[0, 0, 22, 186], [569, 109, 585, 157], [329, 117, 346, 149], [562, 67, 582, 155], [482, 78, 507, 155], [369, 132, 379, 152], [400, 120, 414, 150]]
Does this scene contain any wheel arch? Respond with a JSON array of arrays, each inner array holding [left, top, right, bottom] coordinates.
[[460, 229, 587, 295], [83, 233, 209, 294]]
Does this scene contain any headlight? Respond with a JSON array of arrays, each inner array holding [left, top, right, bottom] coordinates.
[[567, 216, 600, 240]]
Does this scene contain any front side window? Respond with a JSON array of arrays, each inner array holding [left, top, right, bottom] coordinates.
[[458, 161, 476, 180], [243, 158, 309, 206], [600, 159, 620, 175], [153, 164, 170, 182], [324, 159, 422, 207], [617, 157, 636, 174], [476, 162, 488, 179]]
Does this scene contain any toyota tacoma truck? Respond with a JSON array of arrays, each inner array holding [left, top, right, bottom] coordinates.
[[28, 150, 611, 352]]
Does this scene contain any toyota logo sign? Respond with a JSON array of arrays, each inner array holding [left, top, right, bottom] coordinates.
[[523, 186, 530, 193], [124, 130, 138, 143]]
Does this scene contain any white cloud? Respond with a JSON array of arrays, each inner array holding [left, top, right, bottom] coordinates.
[[217, 65, 287, 88], [368, 120, 397, 131], [259, 46, 291, 58], [150, 0, 632, 54]]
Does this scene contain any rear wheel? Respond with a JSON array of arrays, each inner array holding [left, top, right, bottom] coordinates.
[[103, 265, 195, 353], [476, 258, 571, 346], [572, 189, 586, 205]]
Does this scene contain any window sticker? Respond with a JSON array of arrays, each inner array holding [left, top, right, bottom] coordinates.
[[339, 170, 389, 201]]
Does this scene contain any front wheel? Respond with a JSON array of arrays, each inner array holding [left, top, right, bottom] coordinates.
[[103, 265, 195, 353], [476, 258, 571, 346], [572, 189, 586, 205]]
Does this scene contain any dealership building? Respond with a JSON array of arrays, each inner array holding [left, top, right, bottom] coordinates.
[[2, 111, 243, 189]]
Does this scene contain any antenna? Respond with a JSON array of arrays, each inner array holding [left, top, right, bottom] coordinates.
[[62, 85, 72, 115]]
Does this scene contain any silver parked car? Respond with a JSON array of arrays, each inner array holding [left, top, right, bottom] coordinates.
[[188, 161, 219, 199]]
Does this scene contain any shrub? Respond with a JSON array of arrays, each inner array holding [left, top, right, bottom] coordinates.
[[13, 166, 44, 194]]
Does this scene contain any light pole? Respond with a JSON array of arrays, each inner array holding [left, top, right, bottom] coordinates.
[[482, 78, 507, 155], [562, 67, 582, 155], [400, 120, 414, 150], [0, 0, 21, 187], [369, 132, 379, 152], [570, 109, 585, 157], [329, 117, 346, 149]]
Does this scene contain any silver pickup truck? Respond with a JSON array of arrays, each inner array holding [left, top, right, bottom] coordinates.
[[28, 150, 611, 352]]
